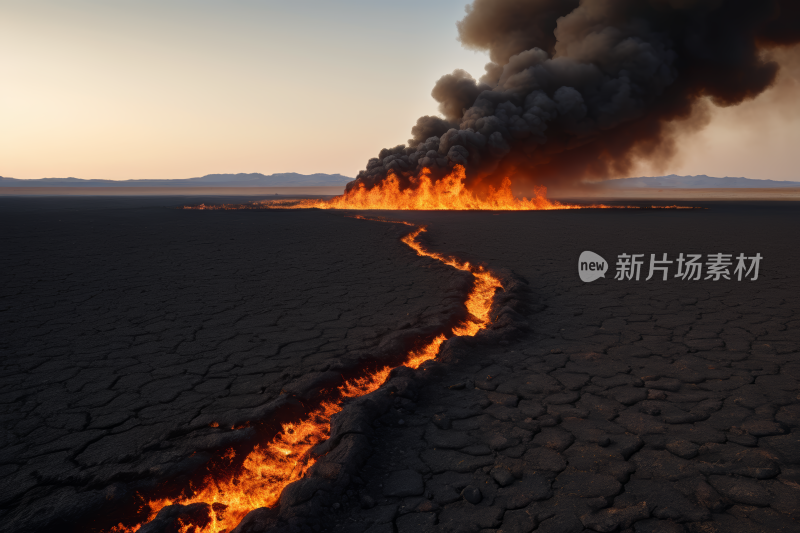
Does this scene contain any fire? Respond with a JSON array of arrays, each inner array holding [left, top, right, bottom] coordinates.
[[106, 218, 502, 533], [258, 165, 602, 211]]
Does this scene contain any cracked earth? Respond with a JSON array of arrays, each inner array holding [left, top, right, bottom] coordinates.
[[2, 199, 800, 533]]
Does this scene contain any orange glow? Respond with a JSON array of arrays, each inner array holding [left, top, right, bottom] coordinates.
[[256, 165, 600, 210], [106, 218, 502, 533]]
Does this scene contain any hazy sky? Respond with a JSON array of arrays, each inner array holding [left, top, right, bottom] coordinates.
[[2, 0, 798, 181]]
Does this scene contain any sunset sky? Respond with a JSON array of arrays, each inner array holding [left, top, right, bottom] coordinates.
[[2, 0, 798, 182]]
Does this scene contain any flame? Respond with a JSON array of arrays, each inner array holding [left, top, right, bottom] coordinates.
[[105, 219, 502, 533], [257, 165, 603, 211]]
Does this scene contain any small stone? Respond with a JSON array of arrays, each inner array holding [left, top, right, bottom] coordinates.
[[490, 467, 515, 487], [397, 419, 406, 426], [360, 495, 376, 509], [461, 485, 482, 504], [332, 502, 340, 510], [666, 439, 699, 459]]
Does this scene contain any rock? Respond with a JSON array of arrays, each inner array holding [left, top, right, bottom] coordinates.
[[360, 494, 376, 509], [708, 475, 772, 506], [230, 507, 280, 533], [383, 470, 424, 497], [666, 439, 699, 459], [279, 478, 327, 507], [490, 467, 515, 487], [461, 485, 482, 504]]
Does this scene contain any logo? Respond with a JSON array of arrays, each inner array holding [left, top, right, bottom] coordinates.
[[579, 251, 608, 282]]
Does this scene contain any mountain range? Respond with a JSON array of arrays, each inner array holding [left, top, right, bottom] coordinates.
[[2, 173, 798, 189], [0, 173, 354, 187], [601, 175, 800, 188]]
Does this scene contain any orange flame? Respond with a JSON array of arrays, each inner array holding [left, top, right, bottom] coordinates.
[[106, 219, 502, 533], [258, 165, 604, 210]]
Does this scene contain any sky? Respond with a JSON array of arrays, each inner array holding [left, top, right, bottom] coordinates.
[[1, 0, 798, 182]]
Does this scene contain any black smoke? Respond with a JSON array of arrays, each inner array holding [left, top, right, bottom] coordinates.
[[347, 0, 800, 194]]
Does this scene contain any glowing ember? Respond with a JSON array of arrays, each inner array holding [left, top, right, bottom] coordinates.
[[106, 218, 502, 533]]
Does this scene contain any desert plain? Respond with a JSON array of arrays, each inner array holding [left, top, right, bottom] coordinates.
[[1, 196, 800, 533]]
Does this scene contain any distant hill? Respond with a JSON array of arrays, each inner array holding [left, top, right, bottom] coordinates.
[[602, 175, 800, 189], [0, 172, 354, 187]]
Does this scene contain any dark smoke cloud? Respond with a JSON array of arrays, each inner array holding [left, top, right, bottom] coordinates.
[[347, 0, 800, 193]]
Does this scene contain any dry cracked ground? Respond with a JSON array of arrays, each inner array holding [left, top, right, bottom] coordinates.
[[2, 198, 800, 533], [323, 204, 800, 533], [0, 197, 463, 533]]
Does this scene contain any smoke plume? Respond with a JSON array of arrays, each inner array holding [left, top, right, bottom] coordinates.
[[347, 0, 800, 194]]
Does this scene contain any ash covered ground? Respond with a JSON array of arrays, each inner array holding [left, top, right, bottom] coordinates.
[[0, 197, 465, 533], [1, 198, 800, 533], [324, 203, 800, 533]]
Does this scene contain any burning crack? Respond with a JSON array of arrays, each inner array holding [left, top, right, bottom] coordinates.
[[97, 216, 512, 533]]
